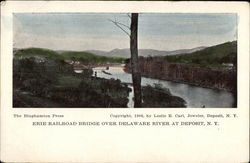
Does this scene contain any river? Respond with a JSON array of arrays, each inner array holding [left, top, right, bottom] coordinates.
[[88, 66, 234, 108]]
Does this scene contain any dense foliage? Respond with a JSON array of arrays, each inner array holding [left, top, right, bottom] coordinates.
[[15, 48, 64, 61], [142, 84, 186, 108], [13, 57, 130, 107], [164, 41, 237, 69]]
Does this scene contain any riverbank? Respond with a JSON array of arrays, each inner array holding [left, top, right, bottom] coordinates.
[[142, 84, 186, 108], [137, 73, 232, 92], [124, 58, 237, 92]]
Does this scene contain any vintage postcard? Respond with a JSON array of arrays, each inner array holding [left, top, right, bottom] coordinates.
[[12, 13, 237, 108], [1, 1, 249, 162]]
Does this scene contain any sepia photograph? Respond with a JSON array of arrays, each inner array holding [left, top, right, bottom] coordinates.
[[13, 13, 237, 108]]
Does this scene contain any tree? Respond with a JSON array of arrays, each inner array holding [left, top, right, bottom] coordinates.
[[109, 13, 142, 107], [130, 13, 142, 107]]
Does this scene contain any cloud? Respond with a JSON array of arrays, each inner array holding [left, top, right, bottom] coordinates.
[[13, 13, 237, 51]]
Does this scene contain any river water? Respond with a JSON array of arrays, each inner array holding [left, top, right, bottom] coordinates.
[[90, 66, 234, 108]]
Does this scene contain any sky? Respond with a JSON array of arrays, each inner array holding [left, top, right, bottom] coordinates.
[[13, 13, 237, 51]]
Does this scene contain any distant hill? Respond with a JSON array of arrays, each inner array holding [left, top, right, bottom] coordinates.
[[14, 41, 236, 68], [14, 48, 125, 64], [85, 46, 207, 58], [15, 48, 64, 61], [15, 46, 207, 60], [164, 41, 237, 68], [60, 51, 125, 64]]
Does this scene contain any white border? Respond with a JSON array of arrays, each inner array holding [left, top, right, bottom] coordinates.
[[1, 1, 249, 162]]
